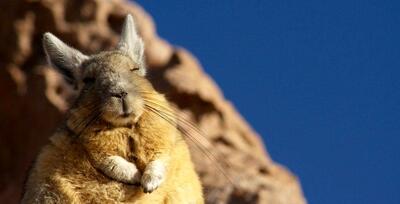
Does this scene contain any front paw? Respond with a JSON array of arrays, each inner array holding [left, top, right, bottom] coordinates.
[[141, 172, 163, 193], [103, 156, 141, 185], [141, 160, 166, 193]]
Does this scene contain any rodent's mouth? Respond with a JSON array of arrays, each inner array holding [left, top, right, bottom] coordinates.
[[100, 98, 144, 127], [103, 113, 134, 126], [102, 109, 143, 127]]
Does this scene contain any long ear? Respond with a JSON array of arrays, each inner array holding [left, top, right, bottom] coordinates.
[[43, 32, 89, 84], [117, 14, 146, 76]]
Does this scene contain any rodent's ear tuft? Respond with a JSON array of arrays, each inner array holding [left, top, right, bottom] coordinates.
[[42, 32, 89, 84], [117, 14, 146, 76]]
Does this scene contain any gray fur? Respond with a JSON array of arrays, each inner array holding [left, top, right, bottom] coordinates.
[[42, 33, 88, 83], [43, 14, 146, 85], [117, 14, 146, 76]]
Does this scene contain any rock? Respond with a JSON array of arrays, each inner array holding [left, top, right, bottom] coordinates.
[[0, 0, 306, 203]]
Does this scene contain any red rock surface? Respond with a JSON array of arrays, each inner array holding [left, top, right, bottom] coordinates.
[[0, 0, 306, 203]]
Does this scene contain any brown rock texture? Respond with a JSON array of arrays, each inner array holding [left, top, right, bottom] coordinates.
[[0, 0, 306, 203]]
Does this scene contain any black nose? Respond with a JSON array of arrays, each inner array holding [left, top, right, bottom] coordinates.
[[111, 91, 128, 99]]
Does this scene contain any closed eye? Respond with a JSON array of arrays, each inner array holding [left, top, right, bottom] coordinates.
[[130, 67, 140, 72]]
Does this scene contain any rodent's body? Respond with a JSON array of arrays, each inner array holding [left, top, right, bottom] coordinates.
[[23, 122, 202, 203], [22, 15, 203, 203]]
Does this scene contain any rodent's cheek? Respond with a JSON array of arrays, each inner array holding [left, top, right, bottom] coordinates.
[[130, 97, 145, 121]]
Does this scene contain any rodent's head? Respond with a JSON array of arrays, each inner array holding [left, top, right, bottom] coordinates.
[[43, 15, 153, 128]]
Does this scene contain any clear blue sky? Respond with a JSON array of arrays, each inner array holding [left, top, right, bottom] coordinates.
[[135, 1, 400, 203]]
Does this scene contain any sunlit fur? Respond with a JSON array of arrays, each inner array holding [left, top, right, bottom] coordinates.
[[22, 15, 203, 204]]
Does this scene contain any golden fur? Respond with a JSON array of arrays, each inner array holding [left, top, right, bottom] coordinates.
[[22, 106, 203, 203], [22, 15, 203, 204]]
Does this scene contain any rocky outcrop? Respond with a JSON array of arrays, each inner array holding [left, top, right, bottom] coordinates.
[[0, 0, 306, 203]]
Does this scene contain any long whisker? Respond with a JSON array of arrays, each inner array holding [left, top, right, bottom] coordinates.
[[141, 95, 237, 173], [142, 103, 221, 163], [141, 97, 235, 166], [68, 102, 103, 136], [71, 104, 98, 129], [142, 98, 234, 161], [143, 99, 217, 148], [142, 99, 215, 149], [143, 104, 236, 185], [76, 111, 103, 138]]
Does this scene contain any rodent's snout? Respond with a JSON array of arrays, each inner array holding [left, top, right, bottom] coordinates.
[[101, 88, 144, 126], [110, 91, 133, 117]]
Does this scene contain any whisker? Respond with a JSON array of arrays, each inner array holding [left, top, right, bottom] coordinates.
[[143, 99, 214, 148], [146, 101, 217, 146], [142, 99, 235, 166], [142, 99, 233, 157], [144, 104, 236, 185], [76, 111, 103, 138], [70, 105, 95, 128], [143, 104, 214, 158], [68, 102, 103, 136]]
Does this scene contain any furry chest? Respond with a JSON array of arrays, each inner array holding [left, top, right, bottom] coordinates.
[[128, 131, 156, 171]]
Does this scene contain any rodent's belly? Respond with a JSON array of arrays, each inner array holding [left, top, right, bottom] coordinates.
[[79, 179, 141, 202], [54, 143, 200, 204], [69, 171, 167, 204], [52, 146, 141, 203]]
